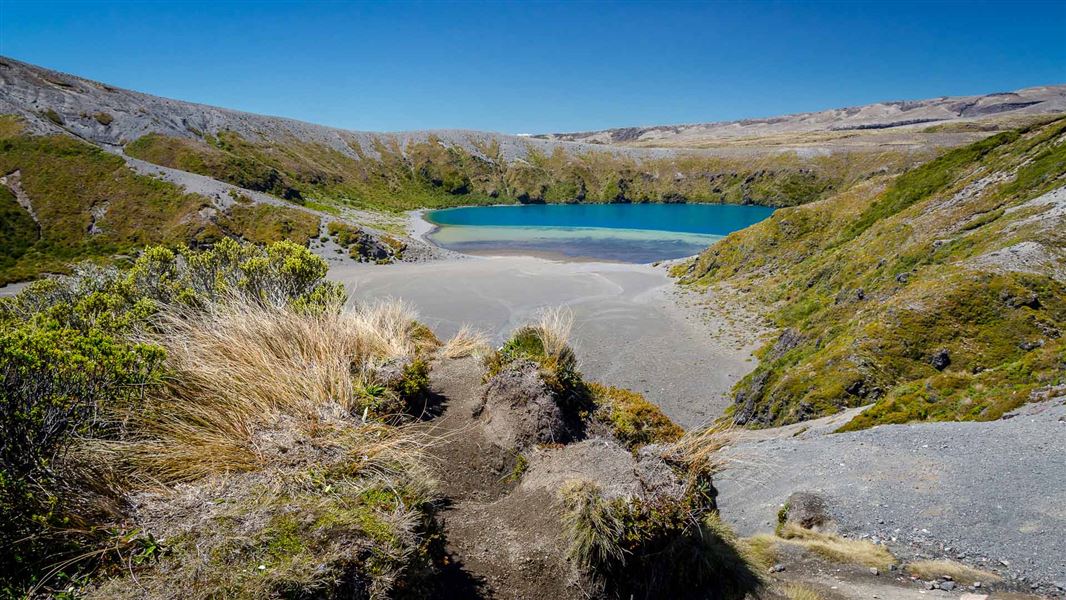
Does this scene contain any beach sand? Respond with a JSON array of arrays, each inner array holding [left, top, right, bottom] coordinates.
[[331, 255, 768, 428]]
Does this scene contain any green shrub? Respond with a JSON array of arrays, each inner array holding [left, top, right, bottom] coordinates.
[[0, 186, 38, 271], [590, 383, 683, 450], [0, 324, 163, 594], [41, 109, 63, 126]]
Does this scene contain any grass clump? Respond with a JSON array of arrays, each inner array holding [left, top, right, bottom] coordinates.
[[905, 559, 1002, 585], [781, 583, 823, 600], [439, 325, 490, 359], [484, 307, 590, 410], [739, 534, 779, 570], [561, 480, 762, 599], [776, 523, 895, 570], [589, 383, 683, 450]]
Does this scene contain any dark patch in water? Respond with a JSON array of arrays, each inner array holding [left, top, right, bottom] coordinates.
[[443, 238, 711, 263]]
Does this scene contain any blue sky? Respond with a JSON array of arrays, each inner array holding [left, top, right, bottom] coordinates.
[[1, 1, 1064, 133]]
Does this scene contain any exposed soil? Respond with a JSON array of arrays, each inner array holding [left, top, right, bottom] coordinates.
[[422, 357, 576, 599]]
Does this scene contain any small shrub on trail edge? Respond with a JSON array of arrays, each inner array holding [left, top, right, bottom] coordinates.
[[561, 481, 762, 599]]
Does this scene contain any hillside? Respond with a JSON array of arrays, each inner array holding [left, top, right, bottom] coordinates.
[[0, 55, 928, 211], [675, 116, 1066, 430], [536, 85, 1066, 151], [2, 56, 972, 284]]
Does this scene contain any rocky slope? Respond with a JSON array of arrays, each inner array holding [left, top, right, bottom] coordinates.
[[676, 117, 1066, 430], [537, 85, 1066, 151]]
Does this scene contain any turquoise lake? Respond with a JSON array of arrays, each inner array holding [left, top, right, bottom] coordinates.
[[425, 203, 775, 263]]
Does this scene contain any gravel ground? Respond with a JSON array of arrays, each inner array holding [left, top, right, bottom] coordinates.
[[330, 256, 766, 429], [716, 399, 1066, 596]]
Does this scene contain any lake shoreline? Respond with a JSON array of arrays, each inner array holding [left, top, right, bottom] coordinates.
[[414, 203, 771, 264]]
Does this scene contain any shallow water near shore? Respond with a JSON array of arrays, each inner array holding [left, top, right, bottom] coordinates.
[[425, 203, 775, 262]]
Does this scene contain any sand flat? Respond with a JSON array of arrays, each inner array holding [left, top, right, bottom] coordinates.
[[331, 255, 763, 428]]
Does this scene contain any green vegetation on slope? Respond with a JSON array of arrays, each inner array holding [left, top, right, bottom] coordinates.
[[0, 116, 324, 284], [677, 118, 1066, 430], [0, 186, 38, 272], [0, 241, 437, 597], [124, 129, 929, 213]]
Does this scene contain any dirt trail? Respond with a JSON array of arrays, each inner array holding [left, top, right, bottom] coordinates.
[[422, 357, 572, 600]]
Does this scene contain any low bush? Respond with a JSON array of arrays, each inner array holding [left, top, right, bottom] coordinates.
[[0, 325, 162, 593], [561, 481, 762, 599]]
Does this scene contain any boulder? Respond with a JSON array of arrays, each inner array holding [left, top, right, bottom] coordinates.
[[931, 349, 951, 371], [783, 491, 832, 530]]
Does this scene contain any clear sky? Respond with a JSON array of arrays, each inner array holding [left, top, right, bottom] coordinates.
[[1, 1, 1064, 134]]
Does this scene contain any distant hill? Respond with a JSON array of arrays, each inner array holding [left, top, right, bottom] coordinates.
[[535, 85, 1066, 151]]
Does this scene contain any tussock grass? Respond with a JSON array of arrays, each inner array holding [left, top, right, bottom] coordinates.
[[561, 480, 625, 571], [664, 421, 738, 476], [777, 523, 895, 570], [115, 299, 429, 482], [440, 325, 490, 359], [740, 533, 779, 570], [905, 559, 1002, 585], [535, 306, 574, 359], [484, 307, 590, 411], [782, 583, 823, 600], [560, 480, 763, 599]]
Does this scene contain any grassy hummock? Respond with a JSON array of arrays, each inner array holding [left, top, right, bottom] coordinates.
[[589, 383, 683, 450], [561, 480, 762, 599]]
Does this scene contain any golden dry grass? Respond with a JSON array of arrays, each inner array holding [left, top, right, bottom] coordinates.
[[740, 534, 779, 570], [905, 560, 1002, 585], [440, 325, 491, 359], [781, 583, 823, 600], [536, 306, 574, 359], [665, 421, 738, 475], [776, 523, 895, 570], [113, 299, 429, 482]]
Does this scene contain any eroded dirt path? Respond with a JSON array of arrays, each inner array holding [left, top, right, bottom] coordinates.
[[422, 358, 571, 600]]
